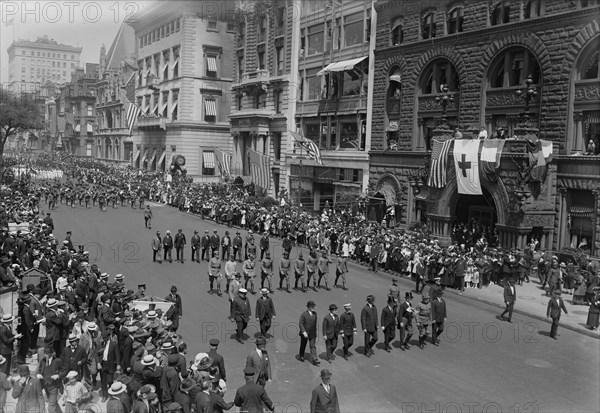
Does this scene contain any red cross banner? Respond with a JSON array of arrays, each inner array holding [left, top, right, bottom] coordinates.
[[453, 140, 482, 195]]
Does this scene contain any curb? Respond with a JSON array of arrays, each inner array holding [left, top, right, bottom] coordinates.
[[344, 260, 600, 340]]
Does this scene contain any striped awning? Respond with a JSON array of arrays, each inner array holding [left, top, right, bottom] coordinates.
[[158, 150, 166, 167], [171, 102, 178, 113], [389, 68, 401, 83], [74, 124, 81, 132], [317, 56, 367, 76], [205, 99, 217, 117], [142, 149, 149, 162], [207, 56, 218, 72], [150, 149, 157, 163], [133, 150, 140, 163], [203, 151, 215, 168], [86, 123, 93, 133]]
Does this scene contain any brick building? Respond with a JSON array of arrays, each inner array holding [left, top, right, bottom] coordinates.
[[128, 1, 235, 181], [370, 0, 600, 256]]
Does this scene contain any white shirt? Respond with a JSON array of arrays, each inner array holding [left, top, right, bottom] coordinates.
[[322, 383, 330, 394]]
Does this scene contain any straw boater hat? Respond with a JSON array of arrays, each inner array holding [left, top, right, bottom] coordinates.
[[1, 314, 14, 323], [66, 371, 78, 380], [108, 382, 127, 396], [141, 355, 157, 366]]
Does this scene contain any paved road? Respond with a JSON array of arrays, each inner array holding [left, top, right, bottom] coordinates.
[[46, 201, 600, 413]]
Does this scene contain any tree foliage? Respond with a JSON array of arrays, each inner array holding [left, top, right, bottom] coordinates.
[[0, 87, 42, 160]]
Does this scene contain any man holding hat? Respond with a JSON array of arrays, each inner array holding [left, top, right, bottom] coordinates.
[[256, 289, 276, 338], [361, 295, 378, 357], [12, 365, 45, 413], [322, 304, 341, 362], [310, 369, 340, 413], [339, 304, 357, 360], [245, 337, 271, 387], [232, 288, 251, 343], [547, 290, 569, 340], [233, 367, 275, 412], [1, 313, 22, 375], [298, 300, 319, 365]]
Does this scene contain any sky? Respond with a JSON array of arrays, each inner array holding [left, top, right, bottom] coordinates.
[[0, 1, 151, 84]]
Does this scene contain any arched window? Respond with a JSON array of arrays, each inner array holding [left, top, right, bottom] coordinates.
[[490, 1, 511, 26], [447, 7, 464, 34], [422, 12, 436, 40], [488, 48, 540, 88], [580, 0, 600, 8], [419, 59, 460, 95], [391, 18, 404, 46], [572, 38, 600, 154], [578, 46, 599, 80], [524, 0, 542, 19]]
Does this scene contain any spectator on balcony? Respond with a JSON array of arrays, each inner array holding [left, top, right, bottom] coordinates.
[[478, 126, 488, 140], [586, 139, 596, 155], [453, 128, 463, 139]]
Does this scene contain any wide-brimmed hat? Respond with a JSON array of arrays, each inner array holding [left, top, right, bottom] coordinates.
[[192, 353, 213, 371], [238, 288, 247, 294], [179, 379, 196, 393], [1, 314, 14, 323], [161, 341, 174, 351], [108, 381, 127, 395], [66, 371, 78, 380], [146, 310, 158, 319], [141, 355, 157, 366], [46, 298, 58, 308]]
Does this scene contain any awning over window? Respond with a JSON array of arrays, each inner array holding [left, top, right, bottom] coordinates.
[[203, 151, 215, 168], [205, 99, 217, 117], [133, 150, 140, 163], [74, 124, 81, 132], [207, 56, 217, 72], [171, 102, 178, 113], [375, 187, 396, 207], [158, 150, 166, 167], [150, 149, 157, 163], [142, 149, 149, 163], [389, 68, 402, 83], [86, 122, 93, 133], [317, 56, 367, 76]]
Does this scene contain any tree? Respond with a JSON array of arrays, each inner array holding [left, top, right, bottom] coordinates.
[[0, 87, 42, 169]]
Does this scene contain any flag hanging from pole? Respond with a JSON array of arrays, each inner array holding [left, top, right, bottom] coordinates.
[[480, 139, 505, 182], [527, 139, 553, 182], [427, 139, 453, 188], [247, 148, 271, 190], [213, 147, 232, 178], [290, 130, 323, 165], [453, 139, 482, 195]]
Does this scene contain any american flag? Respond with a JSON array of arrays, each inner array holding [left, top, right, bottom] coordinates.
[[290, 130, 323, 165], [247, 148, 271, 190], [213, 147, 232, 178], [120, 73, 142, 136], [428, 139, 453, 188]]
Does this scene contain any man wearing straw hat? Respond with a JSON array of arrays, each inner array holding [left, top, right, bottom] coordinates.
[[0, 355, 11, 413], [107, 381, 128, 413], [0, 313, 21, 375]]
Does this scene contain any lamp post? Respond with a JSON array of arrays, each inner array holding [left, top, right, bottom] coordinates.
[[515, 74, 538, 126], [435, 84, 454, 130]]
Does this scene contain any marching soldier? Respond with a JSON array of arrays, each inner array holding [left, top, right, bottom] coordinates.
[[294, 252, 307, 292], [242, 254, 256, 294], [260, 252, 274, 293], [334, 254, 348, 290], [208, 251, 223, 296], [416, 295, 432, 349], [278, 252, 291, 293]]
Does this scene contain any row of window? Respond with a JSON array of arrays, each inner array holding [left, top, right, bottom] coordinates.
[[234, 88, 284, 113], [136, 90, 179, 120], [207, 18, 236, 33], [237, 6, 286, 47], [236, 45, 284, 80], [303, 116, 367, 151], [137, 46, 180, 87], [391, 0, 598, 45], [20, 50, 76, 59], [140, 18, 181, 48], [299, 11, 371, 56]]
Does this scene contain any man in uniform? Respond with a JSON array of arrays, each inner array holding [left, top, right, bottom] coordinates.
[[228, 273, 242, 320], [278, 252, 291, 293], [397, 292, 414, 350], [259, 233, 270, 261], [334, 254, 348, 290], [298, 301, 319, 366], [232, 231, 243, 262], [260, 252, 274, 293], [144, 206, 153, 229], [210, 230, 220, 258], [174, 229, 187, 263], [255, 289, 276, 338], [317, 251, 332, 291], [208, 251, 223, 296], [190, 231, 201, 263], [207, 339, 226, 382], [416, 295, 432, 349], [294, 252, 307, 292], [232, 289, 251, 344], [200, 230, 211, 262], [233, 367, 275, 412], [322, 304, 340, 363], [242, 254, 256, 294], [361, 295, 378, 357], [339, 303, 357, 360], [431, 290, 447, 346]]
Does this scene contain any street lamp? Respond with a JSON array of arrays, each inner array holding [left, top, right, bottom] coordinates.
[[435, 84, 454, 129], [515, 74, 538, 127]]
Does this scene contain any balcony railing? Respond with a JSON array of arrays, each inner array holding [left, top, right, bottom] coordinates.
[[241, 69, 269, 83], [137, 116, 171, 129], [297, 96, 368, 115]]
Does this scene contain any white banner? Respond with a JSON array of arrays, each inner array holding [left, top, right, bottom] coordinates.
[[453, 140, 482, 195]]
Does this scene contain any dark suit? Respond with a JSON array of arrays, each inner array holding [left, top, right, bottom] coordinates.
[[255, 296, 276, 337], [501, 284, 516, 322], [201, 235, 211, 261], [0, 323, 16, 375], [310, 383, 340, 413], [233, 380, 274, 412], [381, 305, 396, 350], [245, 350, 272, 385], [397, 301, 414, 347], [322, 313, 340, 360], [547, 296, 568, 338], [60, 344, 87, 378], [431, 298, 447, 344], [361, 304, 378, 355], [208, 349, 226, 381], [339, 311, 356, 356], [299, 310, 318, 362], [99, 339, 121, 398], [174, 232, 187, 262], [12, 376, 45, 413], [233, 296, 251, 341], [194, 391, 212, 413], [37, 355, 62, 413]]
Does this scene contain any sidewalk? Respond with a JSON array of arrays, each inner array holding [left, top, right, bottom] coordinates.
[[347, 261, 600, 339]]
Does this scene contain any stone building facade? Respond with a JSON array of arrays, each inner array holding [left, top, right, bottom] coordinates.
[[370, 0, 600, 256], [128, 1, 235, 182]]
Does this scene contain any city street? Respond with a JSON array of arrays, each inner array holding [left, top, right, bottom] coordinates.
[[47, 201, 600, 413]]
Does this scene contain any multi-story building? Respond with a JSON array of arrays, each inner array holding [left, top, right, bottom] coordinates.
[[94, 22, 137, 162], [369, 0, 600, 256], [231, 0, 376, 207], [7, 35, 82, 88], [56, 66, 98, 155], [128, 1, 235, 180]]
